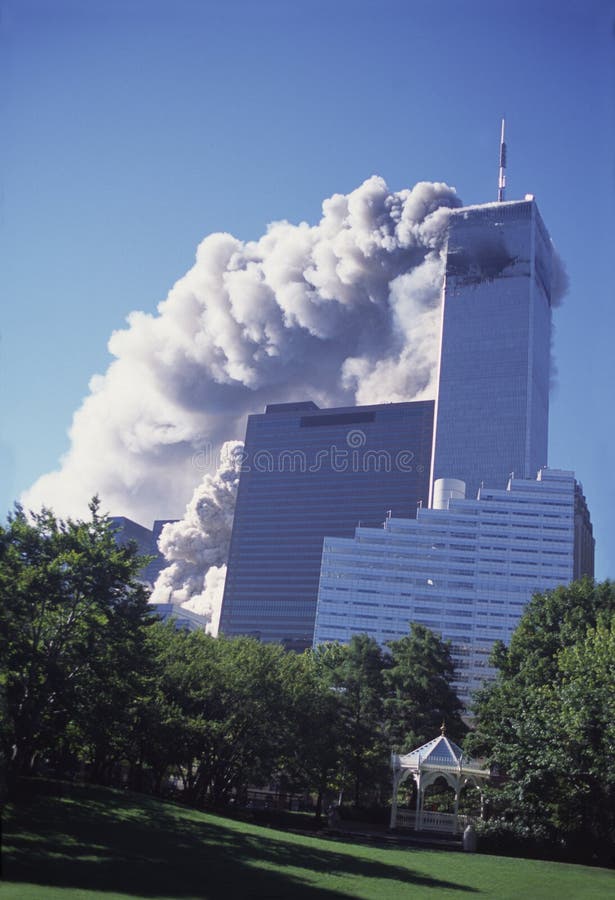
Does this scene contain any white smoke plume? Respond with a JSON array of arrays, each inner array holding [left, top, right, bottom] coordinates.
[[22, 177, 462, 526], [150, 441, 243, 632]]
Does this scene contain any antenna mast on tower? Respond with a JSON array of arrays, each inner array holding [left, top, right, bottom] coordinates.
[[497, 118, 507, 202]]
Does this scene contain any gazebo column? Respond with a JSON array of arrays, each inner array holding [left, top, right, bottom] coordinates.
[[453, 778, 461, 834], [414, 773, 422, 831], [390, 770, 401, 829], [390, 791, 397, 829]]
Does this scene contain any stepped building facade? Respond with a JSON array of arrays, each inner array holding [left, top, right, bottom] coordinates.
[[313, 468, 589, 701]]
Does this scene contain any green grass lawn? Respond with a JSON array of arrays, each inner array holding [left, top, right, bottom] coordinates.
[[2, 779, 614, 899]]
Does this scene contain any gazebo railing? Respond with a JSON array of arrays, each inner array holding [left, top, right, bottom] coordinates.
[[395, 809, 476, 834], [410, 761, 485, 777]]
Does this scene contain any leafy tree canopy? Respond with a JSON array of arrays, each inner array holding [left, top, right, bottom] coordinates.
[[468, 579, 615, 864], [0, 499, 151, 787], [385, 623, 466, 752]]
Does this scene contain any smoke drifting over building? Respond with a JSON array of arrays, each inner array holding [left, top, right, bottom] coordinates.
[[22, 178, 462, 525]]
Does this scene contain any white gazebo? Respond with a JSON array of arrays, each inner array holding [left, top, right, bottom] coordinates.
[[390, 726, 489, 835]]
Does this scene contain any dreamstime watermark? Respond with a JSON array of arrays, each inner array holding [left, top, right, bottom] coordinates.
[[192, 429, 424, 475]]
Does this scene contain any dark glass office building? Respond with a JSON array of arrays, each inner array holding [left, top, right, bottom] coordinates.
[[219, 399, 434, 649]]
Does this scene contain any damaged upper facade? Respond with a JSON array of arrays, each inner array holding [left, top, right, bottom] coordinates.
[[444, 199, 551, 291], [431, 199, 552, 502]]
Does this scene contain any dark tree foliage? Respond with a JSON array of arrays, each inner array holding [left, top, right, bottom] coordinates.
[[0, 500, 151, 790], [133, 627, 296, 805], [0, 501, 466, 816], [493, 578, 615, 685], [275, 647, 344, 818], [384, 623, 467, 752], [127, 620, 198, 794], [185, 634, 290, 805], [319, 634, 389, 807], [468, 579, 615, 865]]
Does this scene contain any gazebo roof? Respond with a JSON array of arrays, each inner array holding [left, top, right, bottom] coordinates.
[[392, 732, 488, 780]]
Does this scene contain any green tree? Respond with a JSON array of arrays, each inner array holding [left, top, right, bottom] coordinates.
[[384, 622, 466, 752], [277, 647, 345, 818], [553, 620, 615, 858], [492, 577, 615, 685], [0, 500, 151, 788], [468, 579, 615, 864], [194, 634, 291, 805], [323, 634, 389, 807], [136, 629, 294, 805], [127, 620, 198, 794]]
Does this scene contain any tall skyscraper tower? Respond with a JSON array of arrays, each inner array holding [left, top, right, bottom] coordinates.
[[430, 198, 552, 501], [219, 399, 434, 649]]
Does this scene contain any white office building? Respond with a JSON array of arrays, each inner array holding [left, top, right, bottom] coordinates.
[[313, 469, 578, 704]]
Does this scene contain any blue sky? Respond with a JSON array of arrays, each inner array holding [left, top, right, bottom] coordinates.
[[1, 0, 614, 578]]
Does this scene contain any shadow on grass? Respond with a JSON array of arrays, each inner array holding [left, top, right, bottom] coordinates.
[[3, 780, 480, 898]]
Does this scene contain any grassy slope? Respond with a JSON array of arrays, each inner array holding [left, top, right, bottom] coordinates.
[[2, 780, 614, 900]]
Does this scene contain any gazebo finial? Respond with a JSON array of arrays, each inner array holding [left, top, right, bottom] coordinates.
[[440, 720, 446, 737]]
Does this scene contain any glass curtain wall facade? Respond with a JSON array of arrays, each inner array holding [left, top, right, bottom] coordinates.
[[431, 200, 552, 502], [219, 400, 434, 649], [313, 468, 576, 704]]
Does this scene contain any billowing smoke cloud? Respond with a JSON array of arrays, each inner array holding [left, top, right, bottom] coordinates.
[[150, 441, 243, 632], [22, 176, 462, 525]]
